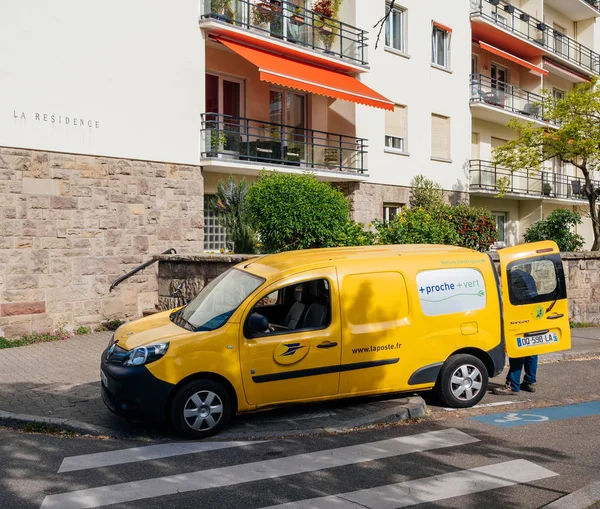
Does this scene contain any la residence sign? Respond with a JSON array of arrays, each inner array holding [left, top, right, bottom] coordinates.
[[13, 109, 100, 129]]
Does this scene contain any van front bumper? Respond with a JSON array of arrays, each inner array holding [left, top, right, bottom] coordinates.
[[100, 348, 174, 424]]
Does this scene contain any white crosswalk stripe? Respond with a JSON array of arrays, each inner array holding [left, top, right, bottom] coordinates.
[[58, 441, 265, 473], [259, 459, 558, 509], [41, 429, 478, 509]]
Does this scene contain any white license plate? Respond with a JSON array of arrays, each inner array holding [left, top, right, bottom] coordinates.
[[100, 370, 108, 387], [517, 332, 558, 348]]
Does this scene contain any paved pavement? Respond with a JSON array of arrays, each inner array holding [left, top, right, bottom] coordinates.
[[0, 328, 598, 439]]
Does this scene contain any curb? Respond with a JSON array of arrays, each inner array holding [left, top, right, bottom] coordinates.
[[540, 350, 600, 363], [543, 481, 600, 509], [0, 410, 135, 439], [0, 396, 428, 441]]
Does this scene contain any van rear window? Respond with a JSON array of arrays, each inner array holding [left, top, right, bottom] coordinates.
[[417, 268, 486, 316], [507, 254, 566, 306]]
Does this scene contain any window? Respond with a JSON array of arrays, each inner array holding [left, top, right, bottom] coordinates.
[[553, 88, 565, 101], [383, 203, 402, 222], [432, 25, 451, 69], [491, 212, 507, 246], [385, 104, 407, 152], [553, 24, 567, 57], [431, 113, 451, 161], [385, 3, 406, 53], [507, 255, 565, 306], [245, 279, 331, 337], [203, 195, 228, 252]]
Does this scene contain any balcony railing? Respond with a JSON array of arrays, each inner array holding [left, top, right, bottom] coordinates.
[[201, 0, 368, 66], [583, 0, 599, 10], [201, 113, 368, 174], [471, 0, 600, 74], [470, 160, 599, 200], [470, 74, 548, 121]]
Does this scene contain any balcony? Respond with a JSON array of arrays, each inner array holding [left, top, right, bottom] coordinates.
[[470, 160, 598, 201], [470, 74, 550, 126], [200, 0, 368, 69], [544, 0, 600, 22], [471, 0, 600, 75], [201, 113, 368, 176]]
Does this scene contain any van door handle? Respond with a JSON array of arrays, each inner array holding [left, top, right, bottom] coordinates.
[[547, 314, 564, 320], [317, 341, 338, 349], [523, 330, 550, 337]]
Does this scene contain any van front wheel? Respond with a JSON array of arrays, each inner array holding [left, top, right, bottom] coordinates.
[[436, 354, 488, 408], [170, 379, 232, 438]]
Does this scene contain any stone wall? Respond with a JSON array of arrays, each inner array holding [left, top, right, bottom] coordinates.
[[0, 147, 204, 338], [158, 251, 600, 325]]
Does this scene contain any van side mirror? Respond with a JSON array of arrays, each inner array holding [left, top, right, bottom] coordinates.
[[246, 313, 269, 337]]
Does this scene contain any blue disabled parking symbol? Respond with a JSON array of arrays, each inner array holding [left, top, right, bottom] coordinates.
[[471, 400, 600, 428]]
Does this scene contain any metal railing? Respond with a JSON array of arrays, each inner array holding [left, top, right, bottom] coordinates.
[[470, 74, 548, 121], [471, 0, 600, 74], [469, 160, 599, 200], [201, 0, 368, 66], [109, 248, 177, 292], [201, 112, 368, 174], [583, 0, 599, 10]]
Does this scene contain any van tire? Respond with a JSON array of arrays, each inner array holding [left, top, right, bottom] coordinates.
[[170, 379, 232, 438], [436, 354, 488, 408]]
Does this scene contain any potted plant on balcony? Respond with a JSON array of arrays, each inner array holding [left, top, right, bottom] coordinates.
[[290, 5, 305, 25], [542, 182, 552, 196], [284, 142, 304, 165], [252, 1, 278, 31], [209, 129, 228, 157], [313, 0, 342, 53], [210, 0, 235, 22]]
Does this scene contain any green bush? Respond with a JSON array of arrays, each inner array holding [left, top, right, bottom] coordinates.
[[95, 319, 125, 332], [212, 176, 257, 254], [246, 171, 350, 253], [373, 208, 459, 246], [0, 330, 70, 349], [523, 209, 585, 252], [445, 204, 499, 252], [76, 326, 90, 335], [409, 175, 445, 211], [334, 220, 376, 247]]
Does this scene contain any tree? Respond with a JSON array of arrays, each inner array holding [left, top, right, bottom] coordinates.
[[446, 204, 499, 252], [246, 171, 350, 253], [523, 209, 585, 252], [493, 79, 600, 250], [212, 176, 257, 254], [373, 0, 395, 49], [409, 174, 445, 211], [373, 208, 459, 246]]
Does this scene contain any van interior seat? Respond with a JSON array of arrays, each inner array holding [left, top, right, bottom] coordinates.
[[301, 280, 329, 329], [511, 268, 539, 299], [283, 284, 307, 329]]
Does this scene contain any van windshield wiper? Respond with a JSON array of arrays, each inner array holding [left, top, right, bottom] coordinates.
[[546, 277, 561, 314]]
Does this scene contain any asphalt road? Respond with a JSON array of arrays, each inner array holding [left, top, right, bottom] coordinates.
[[2, 358, 600, 509]]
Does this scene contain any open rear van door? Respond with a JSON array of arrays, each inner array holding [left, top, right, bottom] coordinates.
[[498, 240, 571, 358]]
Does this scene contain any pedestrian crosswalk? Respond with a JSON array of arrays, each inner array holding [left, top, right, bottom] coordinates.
[[40, 428, 558, 509]]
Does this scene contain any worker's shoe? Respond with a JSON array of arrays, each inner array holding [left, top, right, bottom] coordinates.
[[521, 383, 537, 393], [492, 383, 519, 395]]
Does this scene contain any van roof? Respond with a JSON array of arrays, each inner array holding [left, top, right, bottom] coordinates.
[[241, 244, 478, 277]]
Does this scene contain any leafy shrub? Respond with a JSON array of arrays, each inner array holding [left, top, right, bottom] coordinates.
[[409, 175, 445, 211], [212, 176, 257, 254], [95, 319, 125, 332], [523, 209, 585, 252], [373, 208, 459, 246], [0, 330, 70, 349], [445, 204, 499, 252], [246, 171, 350, 253], [76, 326, 90, 335], [334, 220, 376, 247]]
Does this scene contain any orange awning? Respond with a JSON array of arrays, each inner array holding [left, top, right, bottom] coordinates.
[[216, 37, 394, 111], [478, 42, 549, 76]]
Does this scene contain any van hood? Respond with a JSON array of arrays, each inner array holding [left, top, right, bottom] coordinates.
[[113, 310, 191, 350]]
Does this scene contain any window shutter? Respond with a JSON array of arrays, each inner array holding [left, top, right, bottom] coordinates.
[[385, 105, 407, 139], [431, 114, 450, 160]]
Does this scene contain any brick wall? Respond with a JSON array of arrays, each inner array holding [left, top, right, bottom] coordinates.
[[158, 251, 600, 325], [0, 147, 204, 338]]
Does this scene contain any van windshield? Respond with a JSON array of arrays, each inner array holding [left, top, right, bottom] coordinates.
[[176, 268, 264, 332]]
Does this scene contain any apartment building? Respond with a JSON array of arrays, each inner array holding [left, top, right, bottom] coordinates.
[[469, 0, 600, 248], [0, 0, 597, 335]]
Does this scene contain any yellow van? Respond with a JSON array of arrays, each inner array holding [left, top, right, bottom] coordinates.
[[101, 241, 571, 437]]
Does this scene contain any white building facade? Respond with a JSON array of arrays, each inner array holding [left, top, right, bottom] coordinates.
[[0, 0, 598, 336]]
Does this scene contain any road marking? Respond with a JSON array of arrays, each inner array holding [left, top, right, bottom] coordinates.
[[40, 428, 478, 509], [471, 400, 600, 428], [442, 400, 530, 411], [58, 441, 264, 473], [259, 459, 558, 509]]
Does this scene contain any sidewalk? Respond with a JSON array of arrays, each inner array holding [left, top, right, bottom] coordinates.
[[0, 328, 598, 439]]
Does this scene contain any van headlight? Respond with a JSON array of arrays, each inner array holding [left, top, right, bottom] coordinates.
[[125, 343, 169, 366]]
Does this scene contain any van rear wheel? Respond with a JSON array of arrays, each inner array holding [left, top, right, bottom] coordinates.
[[436, 354, 488, 408], [170, 379, 232, 438]]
